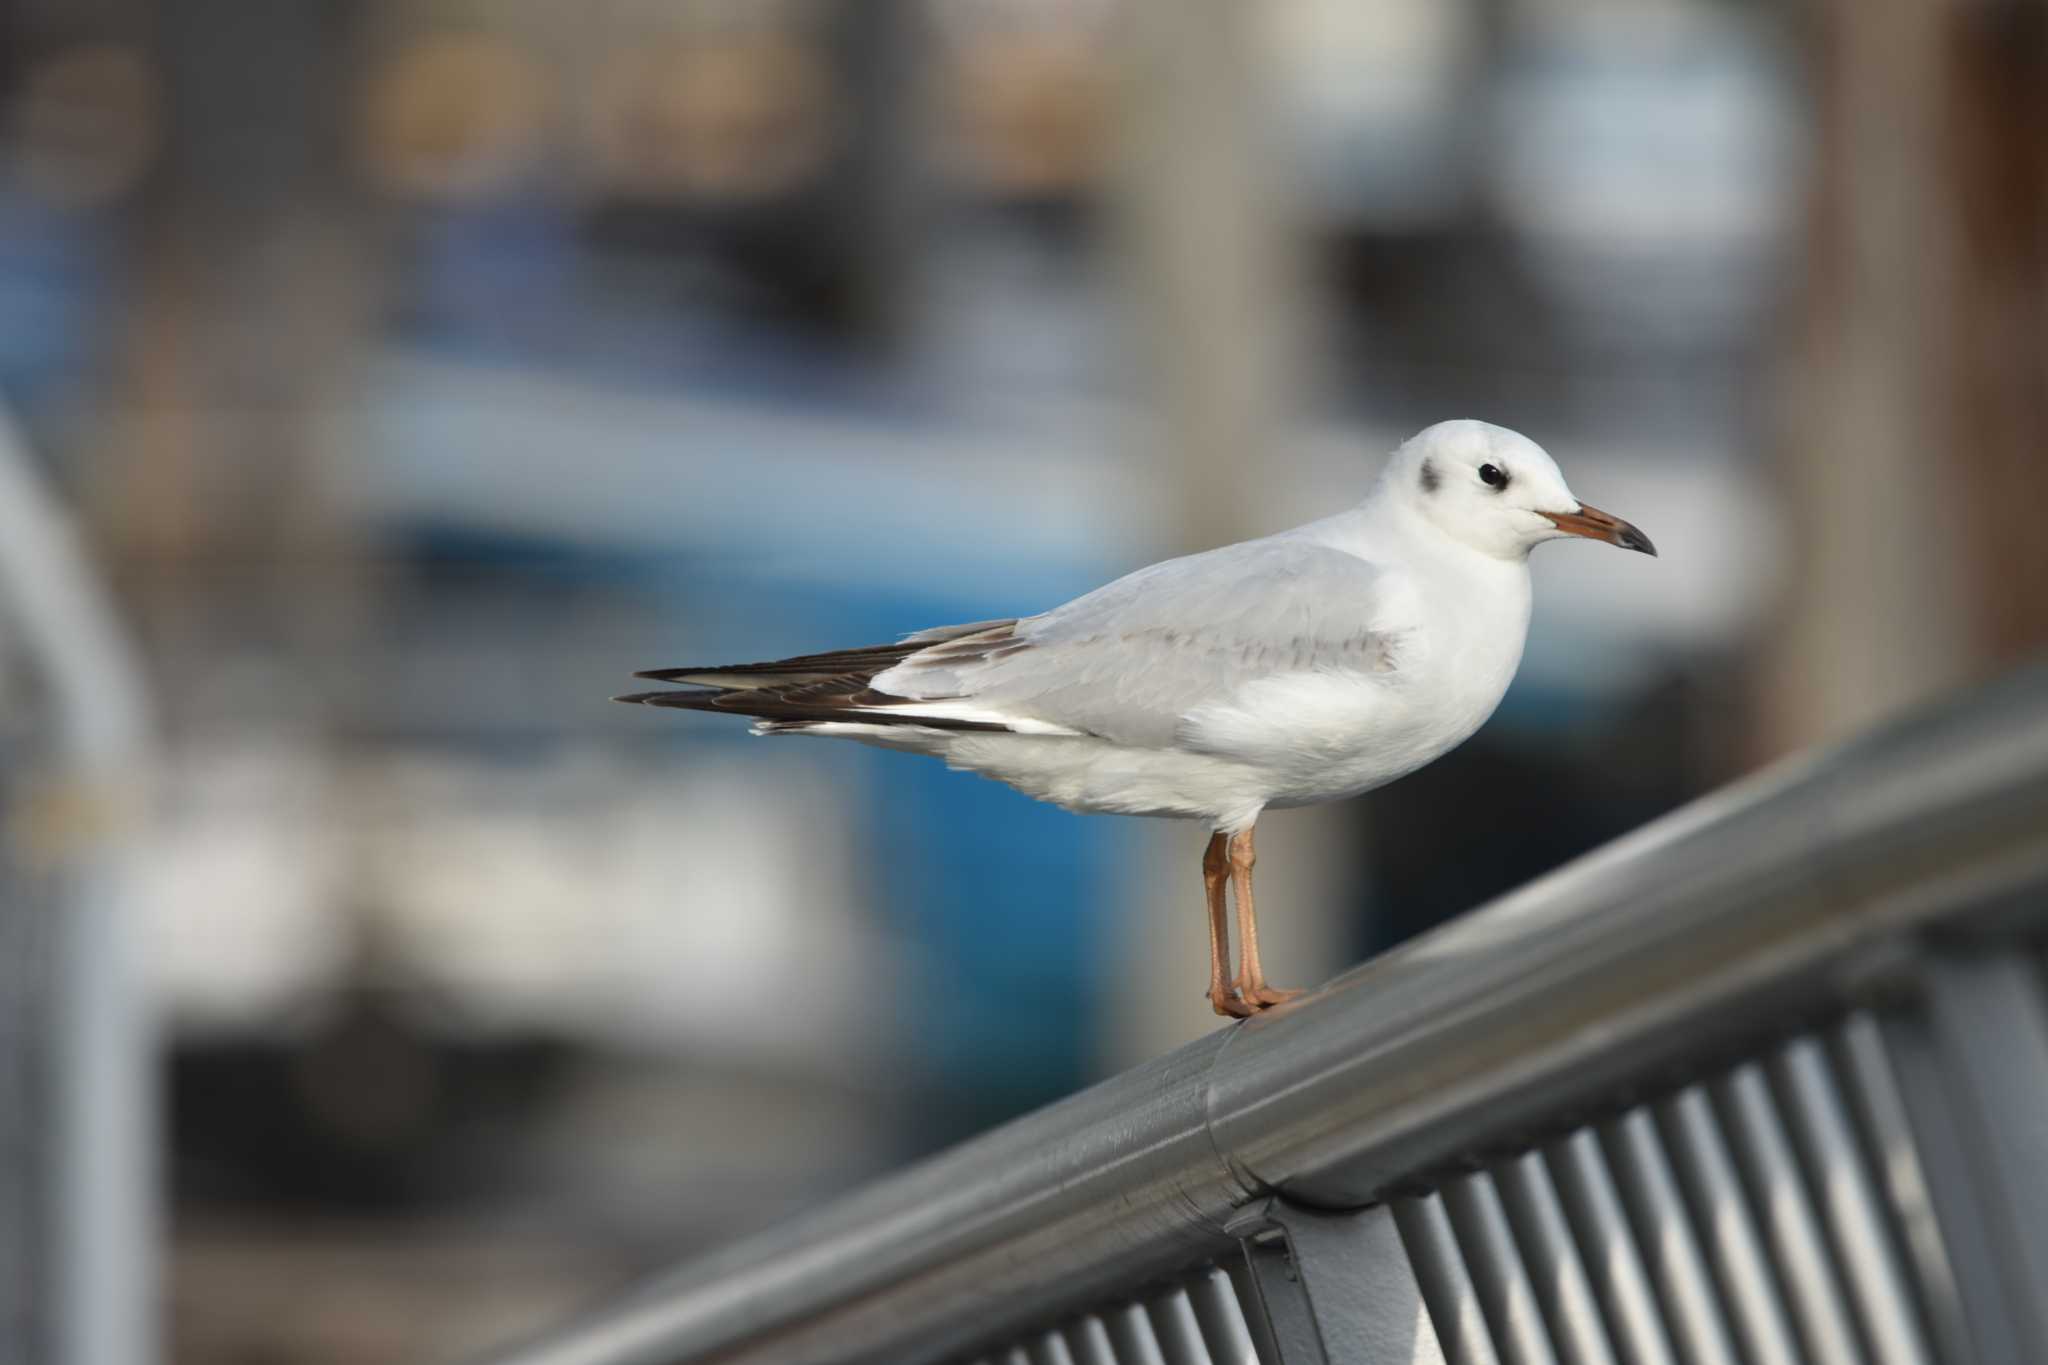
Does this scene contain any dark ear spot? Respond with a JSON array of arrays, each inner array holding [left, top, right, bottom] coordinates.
[[1419, 458, 1440, 494]]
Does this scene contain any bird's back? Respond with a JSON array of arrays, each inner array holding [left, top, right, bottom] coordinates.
[[873, 531, 1401, 749]]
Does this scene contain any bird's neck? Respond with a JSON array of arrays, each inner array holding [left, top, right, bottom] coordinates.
[[1338, 490, 1528, 572], [1306, 492, 1532, 697], [1341, 492, 1534, 626]]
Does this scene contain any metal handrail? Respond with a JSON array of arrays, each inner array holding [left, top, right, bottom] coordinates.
[[487, 663, 2048, 1365], [0, 403, 157, 1365]]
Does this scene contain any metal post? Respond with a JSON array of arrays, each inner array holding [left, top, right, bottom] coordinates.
[[0, 405, 156, 1365], [1912, 955, 2048, 1360], [1239, 1200, 1446, 1365]]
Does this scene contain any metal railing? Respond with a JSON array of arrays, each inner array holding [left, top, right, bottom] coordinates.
[[486, 663, 2048, 1365], [0, 404, 156, 1365]]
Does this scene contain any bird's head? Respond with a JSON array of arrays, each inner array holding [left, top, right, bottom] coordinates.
[[1384, 419, 1656, 562]]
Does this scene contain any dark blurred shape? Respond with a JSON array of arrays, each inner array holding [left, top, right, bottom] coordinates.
[[1935, 3, 2048, 664], [173, 987, 570, 1212], [1357, 670, 1715, 955], [13, 44, 160, 208]]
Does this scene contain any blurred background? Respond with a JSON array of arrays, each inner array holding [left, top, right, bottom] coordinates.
[[0, 0, 2042, 1361]]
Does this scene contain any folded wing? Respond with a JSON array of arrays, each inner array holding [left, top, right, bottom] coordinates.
[[872, 537, 1402, 746], [621, 537, 1402, 744]]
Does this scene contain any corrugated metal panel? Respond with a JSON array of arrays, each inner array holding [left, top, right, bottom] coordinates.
[[1389, 1108, 1744, 1365], [1064, 1315, 1120, 1365], [1831, 1012, 1974, 1364], [1920, 953, 2048, 1358], [1374, 1017, 1979, 1365], [1395, 1193, 1502, 1365], [1187, 1268, 1258, 1365], [1654, 1087, 1800, 1365], [1882, 954, 2048, 1363], [957, 965, 2048, 1365], [1147, 1286, 1216, 1365], [1713, 1063, 1864, 1364], [1222, 1254, 1281, 1365], [1770, 1036, 1932, 1365], [962, 1260, 1269, 1365], [1029, 1330, 1080, 1365], [1440, 1172, 1560, 1365], [1492, 1152, 1616, 1365], [1104, 1301, 1170, 1365], [1543, 1131, 1677, 1365]]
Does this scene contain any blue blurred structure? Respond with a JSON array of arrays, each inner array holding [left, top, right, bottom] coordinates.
[[371, 420, 1135, 1116], [0, 184, 123, 421]]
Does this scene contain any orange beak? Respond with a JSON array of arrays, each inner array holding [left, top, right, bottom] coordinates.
[[1542, 502, 1656, 556]]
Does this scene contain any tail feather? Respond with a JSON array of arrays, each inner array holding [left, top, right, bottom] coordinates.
[[632, 619, 1018, 689], [618, 619, 1026, 734], [613, 684, 1012, 732]]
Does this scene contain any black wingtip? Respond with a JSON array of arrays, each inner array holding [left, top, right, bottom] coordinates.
[[614, 691, 672, 706]]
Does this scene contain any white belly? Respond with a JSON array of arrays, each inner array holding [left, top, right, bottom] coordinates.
[[936, 732, 1276, 831], [1178, 662, 1513, 812]]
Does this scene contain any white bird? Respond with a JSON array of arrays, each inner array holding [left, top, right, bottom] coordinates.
[[619, 420, 1655, 1017]]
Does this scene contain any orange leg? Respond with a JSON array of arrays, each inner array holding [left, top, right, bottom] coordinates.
[[1203, 832, 1253, 1018], [1228, 825, 1303, 1011]]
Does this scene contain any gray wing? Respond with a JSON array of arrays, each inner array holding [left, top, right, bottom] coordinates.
[[874, 536, 1404, 747]]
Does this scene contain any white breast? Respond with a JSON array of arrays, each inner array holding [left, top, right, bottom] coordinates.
[[1186, 550, 1532, 810]]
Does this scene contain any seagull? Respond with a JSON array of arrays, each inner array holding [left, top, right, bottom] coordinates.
[[618, 420, 1654, 1018]]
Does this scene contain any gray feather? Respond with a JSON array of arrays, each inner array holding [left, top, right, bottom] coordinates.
[[878, 537, 1398, 746]]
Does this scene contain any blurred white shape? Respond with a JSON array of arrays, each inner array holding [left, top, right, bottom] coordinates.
[[1489, 0, 1804, 341], [145, 739, 892, 1067], [142, 742, 352, 1029], [1524, 442, 1786, 692], [1267, 0, 1480, 226], [377, 749, 887, 1063]]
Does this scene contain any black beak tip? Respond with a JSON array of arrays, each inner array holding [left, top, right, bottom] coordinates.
[[1620, 526, 1657, 557]]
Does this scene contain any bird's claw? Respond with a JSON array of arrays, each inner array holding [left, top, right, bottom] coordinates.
[[1208, 983, 1303, 1018], [1209, 987, 1258, 1019], [1240, 984, 1304, 1009]]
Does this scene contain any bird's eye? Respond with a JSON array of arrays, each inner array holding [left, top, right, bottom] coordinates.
[[1478, 463, 1508, 490]]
